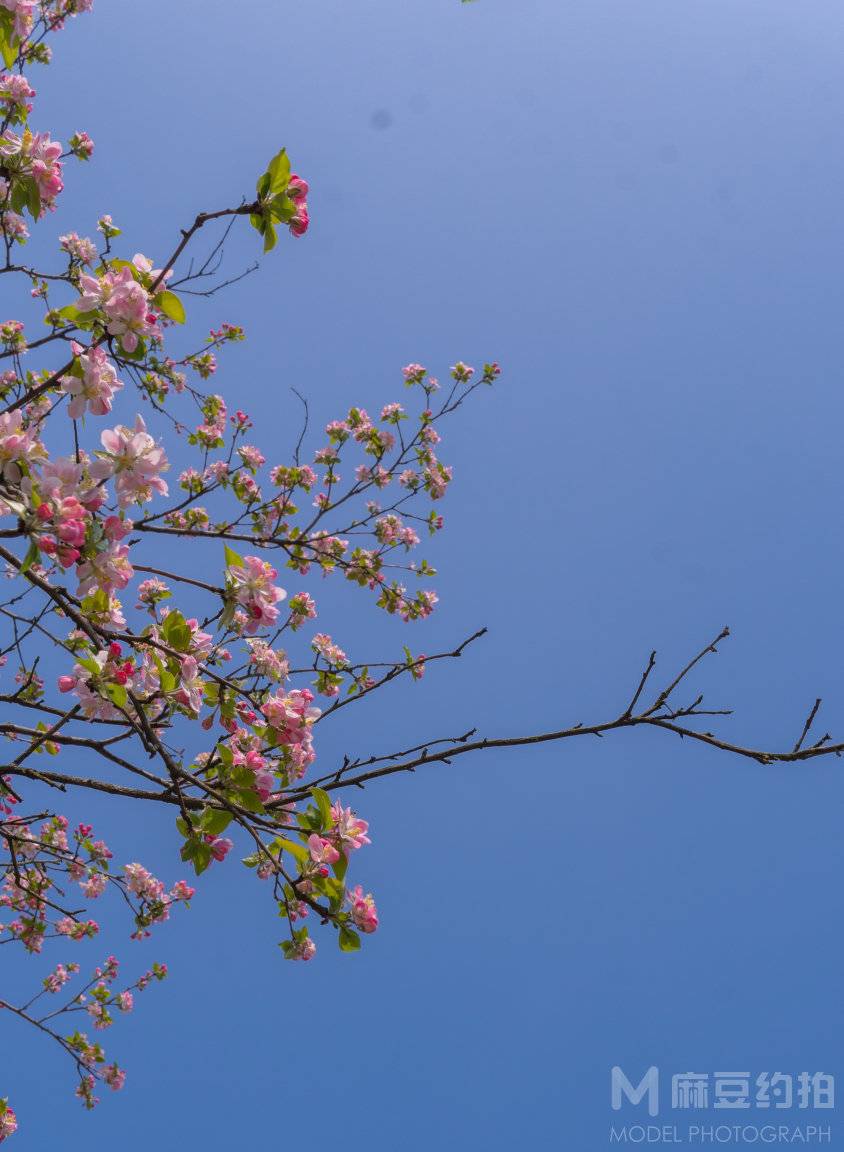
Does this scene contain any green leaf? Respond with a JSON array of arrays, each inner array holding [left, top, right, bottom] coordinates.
[[258, 148, 291, 197], [315, 875, 344, 909], [105, 683, 128, 709], [223, 544, 243, 569], [161, 610, 192, 652], [268, 193, 296, 224], [262, 220, 278, 253], [24, 179, 40, 220], [155, 290, 186, 324], [296, 806, 322, 832], [180, 837, 213, 875], [277, 837, 310, 866], [0, 23, 16, 70], [200, 808, 233, 836], [9, 181, 24, 215], [20, 539, 39, 573], [338, 926, 361, 952], [56, 303, 81, 324], [230, 788, 265, 815], [311, 787, 333, 828]]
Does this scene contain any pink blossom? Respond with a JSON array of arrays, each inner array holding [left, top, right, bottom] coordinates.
[[287, 591, 317, 629], [263, 688, 320, 748], [81, 871, 108, 899], [76, 541, 133, 598], [0, 0, 34, 41], [289, 201, 309, 237], [90, 414, 169, 507], [173, 656, 203, 714], [61, 344, 122, 419], [123, 863, 165, 902], [0, 1099, 17, 1143], [246, 638, 288, 681], [205, 835, 233, 862], [287, 936, 317, 961], [102, 1064, 126, 1092], [347, 885, 379, 933], [226, 555, 286, 634], [69, 130, 94, 159], [75, 266, 159, 352], [288, 174, 309, 200], [29, 132, 63, 207], [43, 962, 76, 993], [0, 409, 39, 482], [307, 833, 340, 867], [170, 880, 195, 902], [329, 802, 371, 855], [59, 231, 97, 263]]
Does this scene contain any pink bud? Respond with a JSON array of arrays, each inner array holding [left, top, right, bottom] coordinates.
[[288, 174, 309, 201]]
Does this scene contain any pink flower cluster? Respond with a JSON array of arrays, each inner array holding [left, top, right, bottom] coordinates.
[[329, 802, 371, 855], [347, 885, 379, 933], [43, 961, 79, 993], [287, 173, 309, 237], [58, 643, 134, 720], [34, 494, 88, 568], [0, 408, 42, 483], [0, 129, 63, 212], [226, 555, 286, 634], [0, 1099, 17, 1144], [263, 687, 320, 777], [61, 343, 122, 418], [89, 414, 169, 507], [76, 264, 159, 353], [0, 0, 35, 40]]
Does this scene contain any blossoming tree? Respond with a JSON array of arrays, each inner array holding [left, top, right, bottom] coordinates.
[[0, 1, 841, 1143]]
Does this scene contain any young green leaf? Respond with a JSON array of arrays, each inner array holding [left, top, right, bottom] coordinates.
[[155, 290, 186, 324], [277, 837, 310, 866], [338, 926, 361, 952], [311, 787, 333, 828], [259, 148, 291, 197], [223, 544, 244, 569]]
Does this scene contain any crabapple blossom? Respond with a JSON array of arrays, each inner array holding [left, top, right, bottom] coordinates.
[[226, 554, 286, 634], [0, 1101, 17, 1143], [60, 343, 122, 418], [89, 414, 169, 507], [330, 803, 371, 855], [75, 265, 159, 353], [347, 885, 379, 934], [0, 6, 511, 1140]]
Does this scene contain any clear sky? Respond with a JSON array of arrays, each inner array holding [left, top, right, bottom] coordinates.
[[6, 0, 844, 1147]]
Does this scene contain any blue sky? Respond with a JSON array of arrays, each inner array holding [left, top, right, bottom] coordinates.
[[6, 0, 844, 1147]]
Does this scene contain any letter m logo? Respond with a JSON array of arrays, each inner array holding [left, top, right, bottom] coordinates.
[[611, 1066, 659, 1117]]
